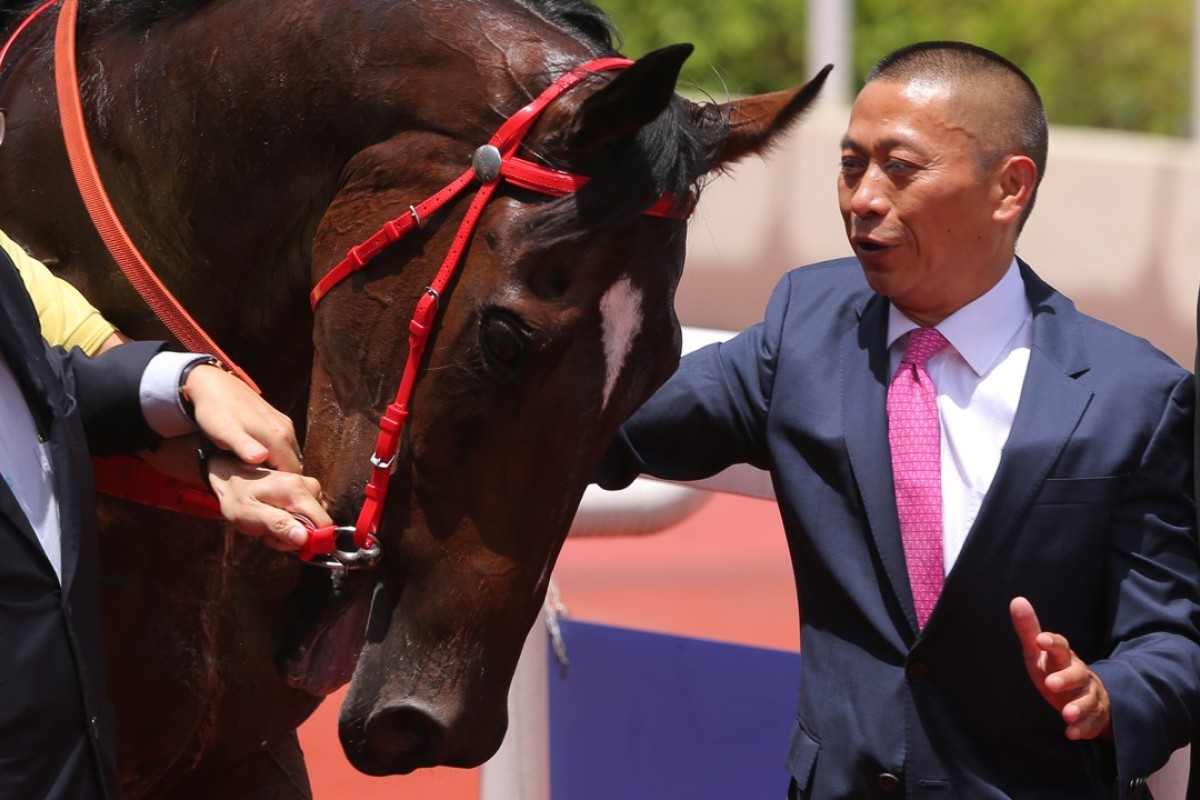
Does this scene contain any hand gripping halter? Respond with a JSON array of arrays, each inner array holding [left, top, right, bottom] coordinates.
[[298, 58, 690, 569]]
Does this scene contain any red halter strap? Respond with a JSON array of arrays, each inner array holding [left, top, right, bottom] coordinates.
[[300, 57, 688, 561], [309, 57, 687, 307]]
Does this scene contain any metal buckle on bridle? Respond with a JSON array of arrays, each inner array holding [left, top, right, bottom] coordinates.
[[370, 452, 397, 470], [290, 516, 383, 571], [302, 527, 382, 572]]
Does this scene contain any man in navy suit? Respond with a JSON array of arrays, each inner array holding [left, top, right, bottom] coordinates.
[[0, 244, 331, 797], [599, 41, 1199, 798]]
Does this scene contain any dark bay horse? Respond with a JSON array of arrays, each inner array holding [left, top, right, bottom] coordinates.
[[0, 0, 827, 796]]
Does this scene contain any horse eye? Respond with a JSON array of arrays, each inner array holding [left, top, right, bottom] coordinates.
[[480, 314, 528, 371]]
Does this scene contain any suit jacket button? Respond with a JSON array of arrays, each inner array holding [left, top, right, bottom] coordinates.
[[1129, 777, 1147, 797], [905, 661, 930, 684], [877, 773, 901, 792]]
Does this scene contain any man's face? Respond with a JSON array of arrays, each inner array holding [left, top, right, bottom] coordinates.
[[838, 78, 1010, 324]]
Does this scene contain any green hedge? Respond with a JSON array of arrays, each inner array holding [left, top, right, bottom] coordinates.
[[596, 0, 1192, 136]]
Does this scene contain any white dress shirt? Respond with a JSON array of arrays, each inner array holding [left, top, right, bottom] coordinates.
[[887, 259, 1033, 573], [0, 349, 206, 582]]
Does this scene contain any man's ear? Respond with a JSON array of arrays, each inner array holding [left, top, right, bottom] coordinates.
[[994, 155, 1037, 224]]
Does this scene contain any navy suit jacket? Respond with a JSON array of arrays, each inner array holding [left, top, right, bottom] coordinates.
[[0, 251, 166, 799], [599, 258, 1200, 799]]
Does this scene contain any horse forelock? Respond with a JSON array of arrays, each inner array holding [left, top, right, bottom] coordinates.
[[525, 94, 729, 248]]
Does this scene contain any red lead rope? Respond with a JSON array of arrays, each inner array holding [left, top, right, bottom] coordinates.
[[53, 0, 258, 389], [304, 56, 691, 559]]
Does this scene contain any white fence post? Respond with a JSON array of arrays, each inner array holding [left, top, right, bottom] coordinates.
[[479, 613, 551, 800], [807, 0, 853, 106]]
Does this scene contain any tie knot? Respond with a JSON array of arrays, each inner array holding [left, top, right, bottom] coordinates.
[[901, 327, 948, 367]]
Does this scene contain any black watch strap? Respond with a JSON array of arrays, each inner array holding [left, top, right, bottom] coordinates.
[[177, 356, 224, 421]]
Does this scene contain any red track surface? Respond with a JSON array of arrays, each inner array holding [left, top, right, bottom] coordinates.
[[298, 492, 793, 798]]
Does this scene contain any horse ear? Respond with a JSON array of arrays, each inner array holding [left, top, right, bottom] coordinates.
[[707, 64, 833, 166], [567, 43, 694, 153]]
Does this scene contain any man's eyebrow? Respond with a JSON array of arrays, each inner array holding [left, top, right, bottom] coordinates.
[[840, 135, 911, 152]]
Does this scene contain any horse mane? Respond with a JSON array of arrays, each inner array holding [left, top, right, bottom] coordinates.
[[513, 0, 618, 52], [0, 0, 205, 27], [6, 0, 618, 39]]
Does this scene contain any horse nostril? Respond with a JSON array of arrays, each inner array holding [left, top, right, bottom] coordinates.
[[361, 705, 445, 773]]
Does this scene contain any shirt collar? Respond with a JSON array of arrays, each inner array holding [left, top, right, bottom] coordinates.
[[887, 258, 1030, 377]]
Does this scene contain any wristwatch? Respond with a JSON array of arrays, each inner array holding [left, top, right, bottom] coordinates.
[[177, 355, 225, 421]]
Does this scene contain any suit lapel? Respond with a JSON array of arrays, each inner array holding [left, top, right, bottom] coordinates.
[[0, 259, 56, 432], [939, 262, 1093, 604], [842, 293, 919, 629], [843, 263, 1093, 636]]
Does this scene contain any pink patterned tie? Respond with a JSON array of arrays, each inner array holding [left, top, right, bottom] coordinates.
[[888, 327, 949, 629]]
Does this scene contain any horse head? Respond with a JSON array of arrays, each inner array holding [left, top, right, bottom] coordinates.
[[0, 0, 827, 784], [298, 25, 829, 774]]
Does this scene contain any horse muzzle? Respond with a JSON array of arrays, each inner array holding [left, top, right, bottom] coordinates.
[[338, 694, 508, 774]]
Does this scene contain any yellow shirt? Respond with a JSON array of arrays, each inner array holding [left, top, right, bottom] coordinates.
[[3, 230, 117, 356]]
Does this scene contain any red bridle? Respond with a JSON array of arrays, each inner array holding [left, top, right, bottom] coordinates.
[[13, 0, 689, 568], [301, 57, 690, 565]]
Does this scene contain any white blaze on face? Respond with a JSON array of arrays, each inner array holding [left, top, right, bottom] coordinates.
[[599, 276, 644, 410]]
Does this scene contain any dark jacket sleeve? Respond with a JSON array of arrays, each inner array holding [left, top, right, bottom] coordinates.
[[52, 339, 172, 456]]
